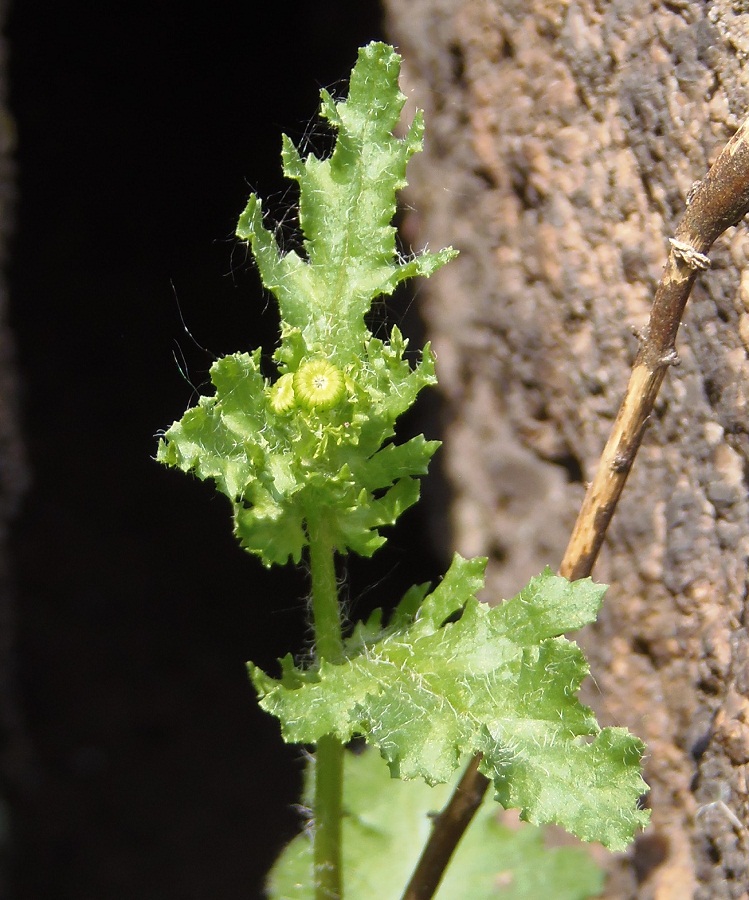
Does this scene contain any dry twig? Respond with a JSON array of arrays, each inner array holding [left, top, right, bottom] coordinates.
[[401, 115, 749, 900]]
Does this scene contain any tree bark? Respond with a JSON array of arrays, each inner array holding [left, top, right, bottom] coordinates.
[[384, 2, 749, 898]]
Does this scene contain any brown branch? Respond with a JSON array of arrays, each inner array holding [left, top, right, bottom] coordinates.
[[401, 115, 749, 900], [562, 115, 749, 580]]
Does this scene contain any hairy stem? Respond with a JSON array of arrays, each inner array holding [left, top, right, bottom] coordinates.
[[401, 114, 749, 900], [308, 516, 344, 900], [314, 734, 345, 900]]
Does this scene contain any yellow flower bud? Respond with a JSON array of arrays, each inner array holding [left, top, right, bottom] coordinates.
[[268, 373, 296, 414], [293, 359, 345, 411]]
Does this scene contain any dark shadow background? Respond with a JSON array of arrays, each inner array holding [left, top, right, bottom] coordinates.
[[6, 4, 448, 898]]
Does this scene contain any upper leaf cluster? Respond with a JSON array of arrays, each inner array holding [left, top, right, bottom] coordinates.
[[157, 43, 456, 565]]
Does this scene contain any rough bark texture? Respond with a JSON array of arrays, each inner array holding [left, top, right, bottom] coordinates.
[[384, 2, 749, 898]]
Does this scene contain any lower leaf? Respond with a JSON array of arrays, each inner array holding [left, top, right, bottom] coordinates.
[[266, 748, 605, 900], [250, 561, 650, 849]]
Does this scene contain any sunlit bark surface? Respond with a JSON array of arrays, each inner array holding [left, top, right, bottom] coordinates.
[[384, 2, 749, 897]]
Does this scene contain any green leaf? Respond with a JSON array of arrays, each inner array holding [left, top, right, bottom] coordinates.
[[267, 748, 605, 900], [158, 42, 456, 567], [251, 564, 650, 850], [235, 43, 457, 359]]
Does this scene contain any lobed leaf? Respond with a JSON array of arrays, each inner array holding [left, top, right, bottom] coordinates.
[[235, 44, 457, 359], [251, 563, 650, 849]]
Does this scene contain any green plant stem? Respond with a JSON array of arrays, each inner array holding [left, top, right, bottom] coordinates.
[[308, 515, 344, 900], [308, 516, 344, 663], [314, 734, 344, 900]]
